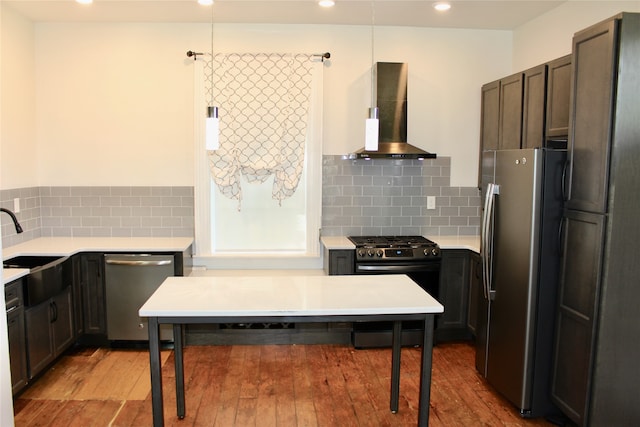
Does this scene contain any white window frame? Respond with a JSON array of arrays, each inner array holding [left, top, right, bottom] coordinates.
[[192, 57, 323, 270]]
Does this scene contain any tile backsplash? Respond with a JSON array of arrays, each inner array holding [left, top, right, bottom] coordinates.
[[1, 158, 480, 248], [0, 186, 194, 248], [0, 187, 41, 247], [321, 155, 481, 237]]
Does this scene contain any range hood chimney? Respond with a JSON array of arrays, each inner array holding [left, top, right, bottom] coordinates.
[[350, 62, 436, 160]]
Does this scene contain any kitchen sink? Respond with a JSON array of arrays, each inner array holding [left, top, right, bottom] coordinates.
[[3, 255, 71, 307], [3, 255, 66, 270]]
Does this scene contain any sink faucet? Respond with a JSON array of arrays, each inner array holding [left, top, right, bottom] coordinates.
[[0, 208, 24, 234]]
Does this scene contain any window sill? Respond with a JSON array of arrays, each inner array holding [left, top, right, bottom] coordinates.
[[191, 253, 323, 270]]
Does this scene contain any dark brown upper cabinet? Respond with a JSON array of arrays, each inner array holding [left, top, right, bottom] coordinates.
[[480, 80, 500, 151], [498, 72, 524, 150], [565, 20, 617, 214], [478, 55, 571, 187], [521, 64, 547, 149], [545, 54, 572, 141]]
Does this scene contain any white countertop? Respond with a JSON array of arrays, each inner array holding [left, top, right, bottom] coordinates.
[[2, 268, 29, 284], [431, 236, 480, 252], [139, 274, 444, 318], [320, 235, 480, 253], [2, 237, 193, 285], [2, 237, 193, 260], [320, 236, 355, 250]]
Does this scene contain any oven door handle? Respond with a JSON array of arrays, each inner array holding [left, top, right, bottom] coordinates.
[[356, 264, 439, 273]]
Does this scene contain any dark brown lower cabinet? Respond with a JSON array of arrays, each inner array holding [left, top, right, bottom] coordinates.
[[25, 286, 74, 379], [551, 210, 604, 425], [7, 308, 27, 394], [6, 278, 28, 395], [436, 250, 472, 342], [466, 251, 481, 336], [75, 253, 107, 337], [323, 248, 354, 275]]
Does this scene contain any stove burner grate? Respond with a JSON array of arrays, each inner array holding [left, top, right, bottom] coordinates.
[[348, 235, 437, 248]]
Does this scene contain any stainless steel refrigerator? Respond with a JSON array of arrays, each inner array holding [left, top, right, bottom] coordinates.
[[477, 148, 565, 418]]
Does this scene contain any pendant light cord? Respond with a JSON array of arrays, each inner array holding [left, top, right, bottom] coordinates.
[[370, 0, 375, 109], [210, 4, 215, 107]]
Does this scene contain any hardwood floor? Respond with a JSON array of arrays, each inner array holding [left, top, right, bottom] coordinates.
[[14, 342, 558, 426]]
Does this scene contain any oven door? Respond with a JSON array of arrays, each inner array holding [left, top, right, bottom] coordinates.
[[354, 260, 440, 302], [352, 260, 441, 348]]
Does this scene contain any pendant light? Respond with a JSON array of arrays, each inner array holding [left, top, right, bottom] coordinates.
[[206, 106, 219, 150], [205, 3, 220, 151], [364, 0, 379, 151]]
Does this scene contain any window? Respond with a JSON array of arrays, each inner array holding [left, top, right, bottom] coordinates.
[[212, 169, 308, 252], [193, 56, 323, 269]]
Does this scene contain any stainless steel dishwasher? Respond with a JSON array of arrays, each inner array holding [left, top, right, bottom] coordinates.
[[104, 254, 176, 342]]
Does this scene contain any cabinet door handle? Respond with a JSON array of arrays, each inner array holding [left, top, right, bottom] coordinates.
[[558, 216, 567, 258], [561, 159, 569, 201], [51, 301, 58, 323]]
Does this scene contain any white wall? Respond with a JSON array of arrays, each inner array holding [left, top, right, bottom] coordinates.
[[31, 23, 512, 188], [0, 6, 34, 425], [513, 1, 640, 70], [1, 5, 37, 190], [5, 2, 640, 190]]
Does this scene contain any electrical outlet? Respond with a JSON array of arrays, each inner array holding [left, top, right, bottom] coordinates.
[[427, 196, 436, 210], [13, 198, 20, 213]]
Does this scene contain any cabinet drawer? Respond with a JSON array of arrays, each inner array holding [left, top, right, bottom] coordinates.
[[5, 280, 23, 309]]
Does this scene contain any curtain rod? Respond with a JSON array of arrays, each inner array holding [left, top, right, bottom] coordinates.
[[313, 52, 331, 61], [186, 51, 331, 61]]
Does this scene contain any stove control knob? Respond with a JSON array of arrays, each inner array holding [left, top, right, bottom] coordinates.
[[357, 249, 366, 258], [367, 249, 375, 257], [424, 248, 441, 257], [375, 249, 384, 257]]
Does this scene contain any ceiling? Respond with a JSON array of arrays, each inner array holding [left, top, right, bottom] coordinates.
[[4, 0, 567, 30]]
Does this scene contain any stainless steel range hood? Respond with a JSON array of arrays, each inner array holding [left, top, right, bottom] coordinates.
[[349, 62, 436, 160]]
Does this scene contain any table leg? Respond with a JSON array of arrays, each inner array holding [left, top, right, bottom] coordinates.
[[149, 317, 164, 427], [174, 324, 185, 419], [390, 320, 402, 413], [418, 315, 435, 427]]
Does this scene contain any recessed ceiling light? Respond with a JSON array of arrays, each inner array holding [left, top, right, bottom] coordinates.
[[76, 0, 93, 4], [198, 0, 214, 5], [319, 0, 335, 7], [433, 2, 451, 12]]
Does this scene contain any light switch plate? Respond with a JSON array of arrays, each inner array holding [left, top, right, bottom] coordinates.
[[427, 196, 436, 210], [13, 198, 20, 213]]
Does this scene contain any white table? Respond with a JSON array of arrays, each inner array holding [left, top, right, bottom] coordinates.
[[139, 274, 444, 427]]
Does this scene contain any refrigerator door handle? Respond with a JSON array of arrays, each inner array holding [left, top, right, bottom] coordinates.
[[488, 184, 499, 300], [481, 184, 491, 299], [482, 183, 499, 301]]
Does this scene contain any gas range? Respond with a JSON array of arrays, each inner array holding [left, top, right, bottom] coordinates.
[[348, 235, 441, 262], [346, 235, 442, 348]]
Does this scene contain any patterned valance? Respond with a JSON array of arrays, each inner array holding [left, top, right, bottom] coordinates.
[[205, 53, 315, 208]]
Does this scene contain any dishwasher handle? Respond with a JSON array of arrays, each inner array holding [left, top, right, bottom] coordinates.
[[105, 258, 172, 267]]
